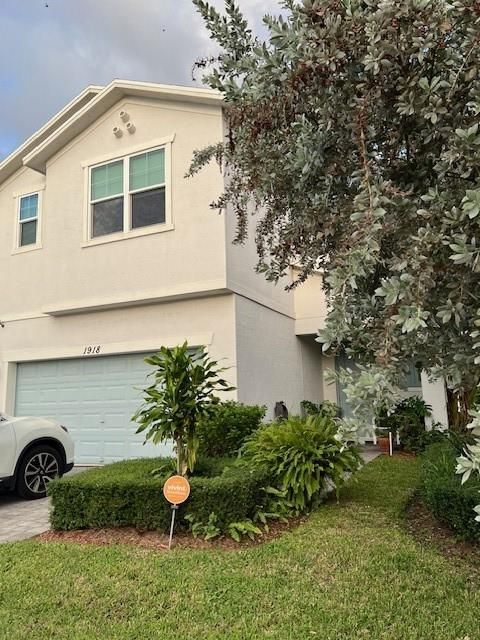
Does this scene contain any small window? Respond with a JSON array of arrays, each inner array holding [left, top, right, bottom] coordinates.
[[18, 193, 39, 247]]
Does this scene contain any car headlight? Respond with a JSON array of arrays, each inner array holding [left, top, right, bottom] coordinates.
[[60, 425, 69, 433]]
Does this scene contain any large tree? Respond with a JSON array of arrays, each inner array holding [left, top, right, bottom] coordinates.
[[191, 0, 480, 426]]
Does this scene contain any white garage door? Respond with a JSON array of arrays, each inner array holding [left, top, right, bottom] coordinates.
[[15, 353, 170, 464]]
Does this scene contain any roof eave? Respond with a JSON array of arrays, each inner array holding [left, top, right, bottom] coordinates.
[[0, 85, 103, 184], [22, 80, 223, 174]]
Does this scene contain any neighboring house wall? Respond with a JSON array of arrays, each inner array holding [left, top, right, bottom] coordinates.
[[0, 166, 47, 316], [321, 355, 339, 404]]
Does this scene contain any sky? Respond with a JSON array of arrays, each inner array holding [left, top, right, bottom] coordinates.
[[0, 0, 281, 161]]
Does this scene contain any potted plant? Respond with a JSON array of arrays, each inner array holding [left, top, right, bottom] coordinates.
[[375, 409, 399, 455], [375, 426, 393, 454]]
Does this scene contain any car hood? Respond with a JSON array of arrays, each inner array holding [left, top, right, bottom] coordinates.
[[7, 415, 63, 430]]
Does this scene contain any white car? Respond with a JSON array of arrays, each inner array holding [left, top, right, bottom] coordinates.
[[0, 413, 74, 499]]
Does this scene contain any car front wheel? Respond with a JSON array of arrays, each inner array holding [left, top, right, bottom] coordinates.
[[16, 445, 63, 499]]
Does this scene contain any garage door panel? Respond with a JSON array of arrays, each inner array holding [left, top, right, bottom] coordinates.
[[105, 384, 129, 397], [15, 353, 172, 464]]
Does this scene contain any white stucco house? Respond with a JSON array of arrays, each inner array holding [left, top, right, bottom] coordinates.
[[0, 80, 449, 464]]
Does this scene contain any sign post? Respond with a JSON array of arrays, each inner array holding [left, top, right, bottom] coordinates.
[[163, 475, 191, 550]]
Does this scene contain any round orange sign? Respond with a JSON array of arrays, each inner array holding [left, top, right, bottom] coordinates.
[[163, 475, 191, 505]]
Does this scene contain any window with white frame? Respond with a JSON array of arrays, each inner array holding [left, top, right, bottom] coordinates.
[[90, 147, 166, 239], [18, 193, 40, 247]]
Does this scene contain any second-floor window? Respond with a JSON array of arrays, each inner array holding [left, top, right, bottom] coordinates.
[[90, 147, 166, 239], [18, 193, 39, 247]]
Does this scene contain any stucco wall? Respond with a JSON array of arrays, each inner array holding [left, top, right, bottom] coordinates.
[[225, 205, 295, 319], [235, 295, 310, 419], [293, 269, 328, 335], [0, 294, 237, 413], [297, 336, 325, 406], [420, 373, 449, 429], [0, 96, 226, 320]]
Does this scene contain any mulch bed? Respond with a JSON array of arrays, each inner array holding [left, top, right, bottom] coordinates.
[[36, 516, 308, 551], [405, 494, 480, 576]]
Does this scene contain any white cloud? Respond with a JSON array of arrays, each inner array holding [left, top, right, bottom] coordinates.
[[0, 0, 282, 159]]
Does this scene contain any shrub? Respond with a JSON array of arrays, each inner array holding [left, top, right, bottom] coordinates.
[[301, 400, 341, 419], [194, 455, 236, 477], [420, 442, 480, 541], [455, 409, 480, 523], [394, 397, 431, 452], [197, 401, 266, 457], [404, 427, 448, 453], [185, 465, 271, 530], [400, 425, 473, 456], [241, 415, 362, 512], [48, 457, 270, 533], [375, 396, 432, 449]]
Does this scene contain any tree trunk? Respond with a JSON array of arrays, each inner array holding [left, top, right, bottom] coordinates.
[[176, 438, 187, 476], [447, 385, 478, 431]]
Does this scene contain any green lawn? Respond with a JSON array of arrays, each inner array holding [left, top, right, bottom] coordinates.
[[0, 457, 478, 640]]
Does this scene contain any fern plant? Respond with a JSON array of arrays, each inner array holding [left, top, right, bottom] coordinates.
[[241, 415, 361, 512]]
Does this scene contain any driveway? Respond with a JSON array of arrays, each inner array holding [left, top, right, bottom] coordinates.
[[0, 467, 87, 543]]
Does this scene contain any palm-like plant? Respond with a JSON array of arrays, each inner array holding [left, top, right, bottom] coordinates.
[[133, 342, 234, 476]]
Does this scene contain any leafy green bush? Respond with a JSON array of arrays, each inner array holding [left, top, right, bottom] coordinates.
[[197, 401, 266, 457], [301, 400, 341, 419], [185, 465, 271, 531], [399, 423, 473, 456], [375, 396, 432, 448], [241, 415, 362, 512], [420, 442, 480, 541], [48, 457, 270, 533], [404, 427, 448, 452], [194, 456, 236, 477], [395, 397, 432, 452], [185, 512, 221, 540]]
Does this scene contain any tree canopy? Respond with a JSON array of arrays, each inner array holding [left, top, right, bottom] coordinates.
[[191, 0, 480, 422]]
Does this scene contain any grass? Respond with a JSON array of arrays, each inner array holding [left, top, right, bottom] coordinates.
[[0, 456, 479, 640]]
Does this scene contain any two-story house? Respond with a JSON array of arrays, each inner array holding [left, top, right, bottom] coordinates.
[[0, 80, 449, 464]]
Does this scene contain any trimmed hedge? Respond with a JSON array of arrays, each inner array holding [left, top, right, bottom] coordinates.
[[197, 401, 266, 458], [420, 442, 480, 542], [48, 457, 270, 532]]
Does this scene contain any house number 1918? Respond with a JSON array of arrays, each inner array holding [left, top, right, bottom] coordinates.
[[83, 345, 101, 355]]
